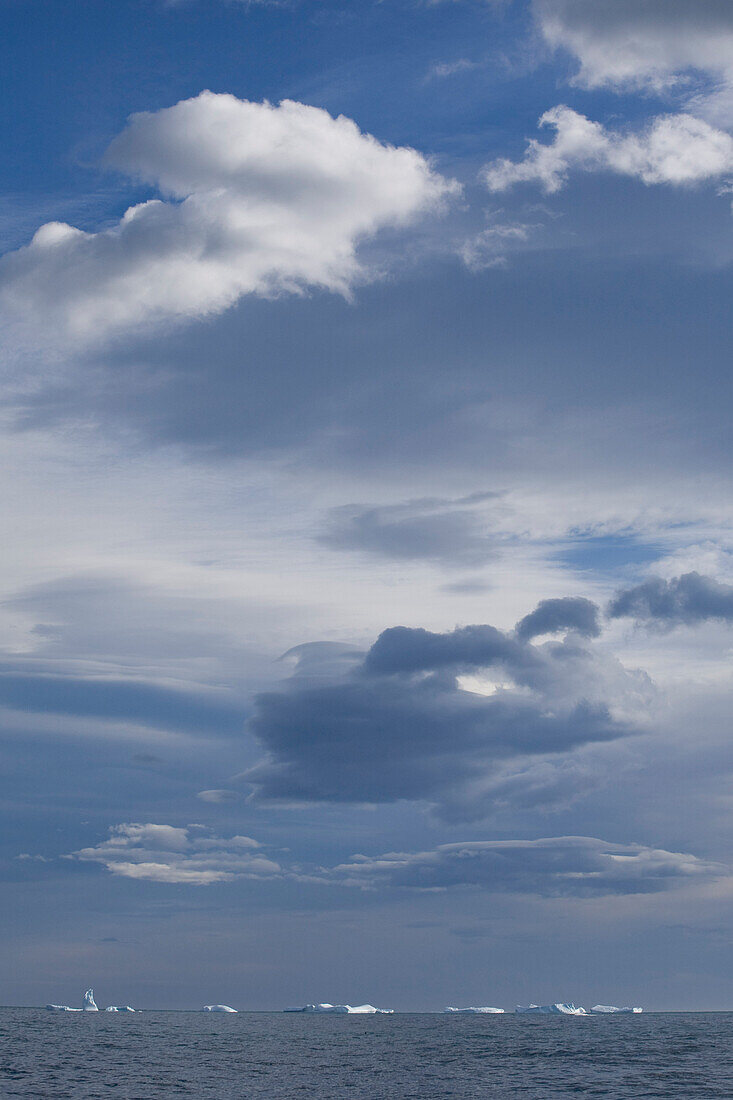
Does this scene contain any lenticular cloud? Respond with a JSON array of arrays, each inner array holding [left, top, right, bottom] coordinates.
[[0, 92, 456, 342]]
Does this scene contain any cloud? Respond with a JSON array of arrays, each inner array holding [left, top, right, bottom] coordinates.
[[334, 835, 725, 897], [363, 623, 527, 675], [483, 106, 733, 194], [515, 597, 600, 641], [426, 58, 482, 81], [196, 789, 240, 803], [73, 823, 279, 885], [459, 221, 535, 271], [534, 0, 733, 92], [608, 571, 733, 628], [0, 92, 456, 343], [243, 607, 652, 819], [62, 826, 727, 898], [317, 494, 501, 566], [0, 664, 245, 737]]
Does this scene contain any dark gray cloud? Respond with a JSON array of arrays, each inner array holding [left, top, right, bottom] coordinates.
[[244, 611, 647, 819], [317, 494, 500, 566], [608, 572, 733, 628], [335, 835, 724, 897], [247, 675, 619, 813], [515, 597, 600, 641], [364, 624, 527, 675]]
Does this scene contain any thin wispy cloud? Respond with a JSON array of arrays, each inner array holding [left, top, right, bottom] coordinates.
[[72, 823, 280, 885], [334, 836, 726, 897]]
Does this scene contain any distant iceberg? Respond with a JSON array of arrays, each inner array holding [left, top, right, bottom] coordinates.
[[590, 1005, 642, 1014], [284, 1003, 394, 1014], [444, 1007, 504, 1014], [516, 1003, 587, 1015], [202, 1005, 238, 1013], [105, 1006, 136, 1012], [46, 989, 99, 1013]]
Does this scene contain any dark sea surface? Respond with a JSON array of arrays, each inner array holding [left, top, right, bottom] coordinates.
[[1, 1008, 733, 1099]]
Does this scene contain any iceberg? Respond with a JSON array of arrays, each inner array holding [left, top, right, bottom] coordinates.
[[284, 1003, 394, 1014], [202, 1005, 238, 1013], [46, 989, 99, 1013], [516, 1003, 587, 1015], [444, 1007, 504, 1014], [590, 1005, 642, 1014], [105, 1006, 136, 1012]]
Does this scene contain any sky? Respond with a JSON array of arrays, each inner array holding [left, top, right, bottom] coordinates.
[[2, 0, 733, 1013]]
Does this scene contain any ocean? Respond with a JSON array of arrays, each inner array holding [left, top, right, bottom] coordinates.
[[1, 1008, 732, 1098]]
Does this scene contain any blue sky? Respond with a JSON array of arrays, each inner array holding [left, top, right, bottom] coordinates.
[[2, 0, 733, 1012]]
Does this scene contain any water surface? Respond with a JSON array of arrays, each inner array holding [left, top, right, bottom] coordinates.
[[1, 1008, 732, 1098]]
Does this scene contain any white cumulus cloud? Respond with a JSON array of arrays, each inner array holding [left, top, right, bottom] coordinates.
[[0, 92, 457, 343], [483, 106, 733, 194]]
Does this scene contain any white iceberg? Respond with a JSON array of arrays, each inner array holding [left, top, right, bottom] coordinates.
[[444, 1007, 504, 1014], [46, 988, 99, 1013], [590, 1005, 642, 1014], [202, 1005, 238, 1013], [284, 1003, 393, 1014], [105, 1006, 136, 1012], [516, 1003, 587, 1015]]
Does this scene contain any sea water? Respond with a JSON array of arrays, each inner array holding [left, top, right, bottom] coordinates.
[[1, 1007, 733, 1098]]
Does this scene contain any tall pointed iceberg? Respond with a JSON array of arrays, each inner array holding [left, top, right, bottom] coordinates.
[[46, 988, 100, 1012]]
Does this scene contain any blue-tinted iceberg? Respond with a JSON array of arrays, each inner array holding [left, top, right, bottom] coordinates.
[[590, 1005, 642, 1014], [284, 1003, 393, 1014], [516, 1003, 587, 1015], [202, 1005, 238, 1013], [444, 1007, 504, 1014]]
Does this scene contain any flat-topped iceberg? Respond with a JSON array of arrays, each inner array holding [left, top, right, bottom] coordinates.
[[105, 1006, 136, 1012], [284, 1003, 393, 1014], [46, 989, 99, 1013], [202, 1005, 237, 1013], [444, 1007, 504, 1014], [591, 1005, 642, 1014], [516, 1003, 587, 1015]]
